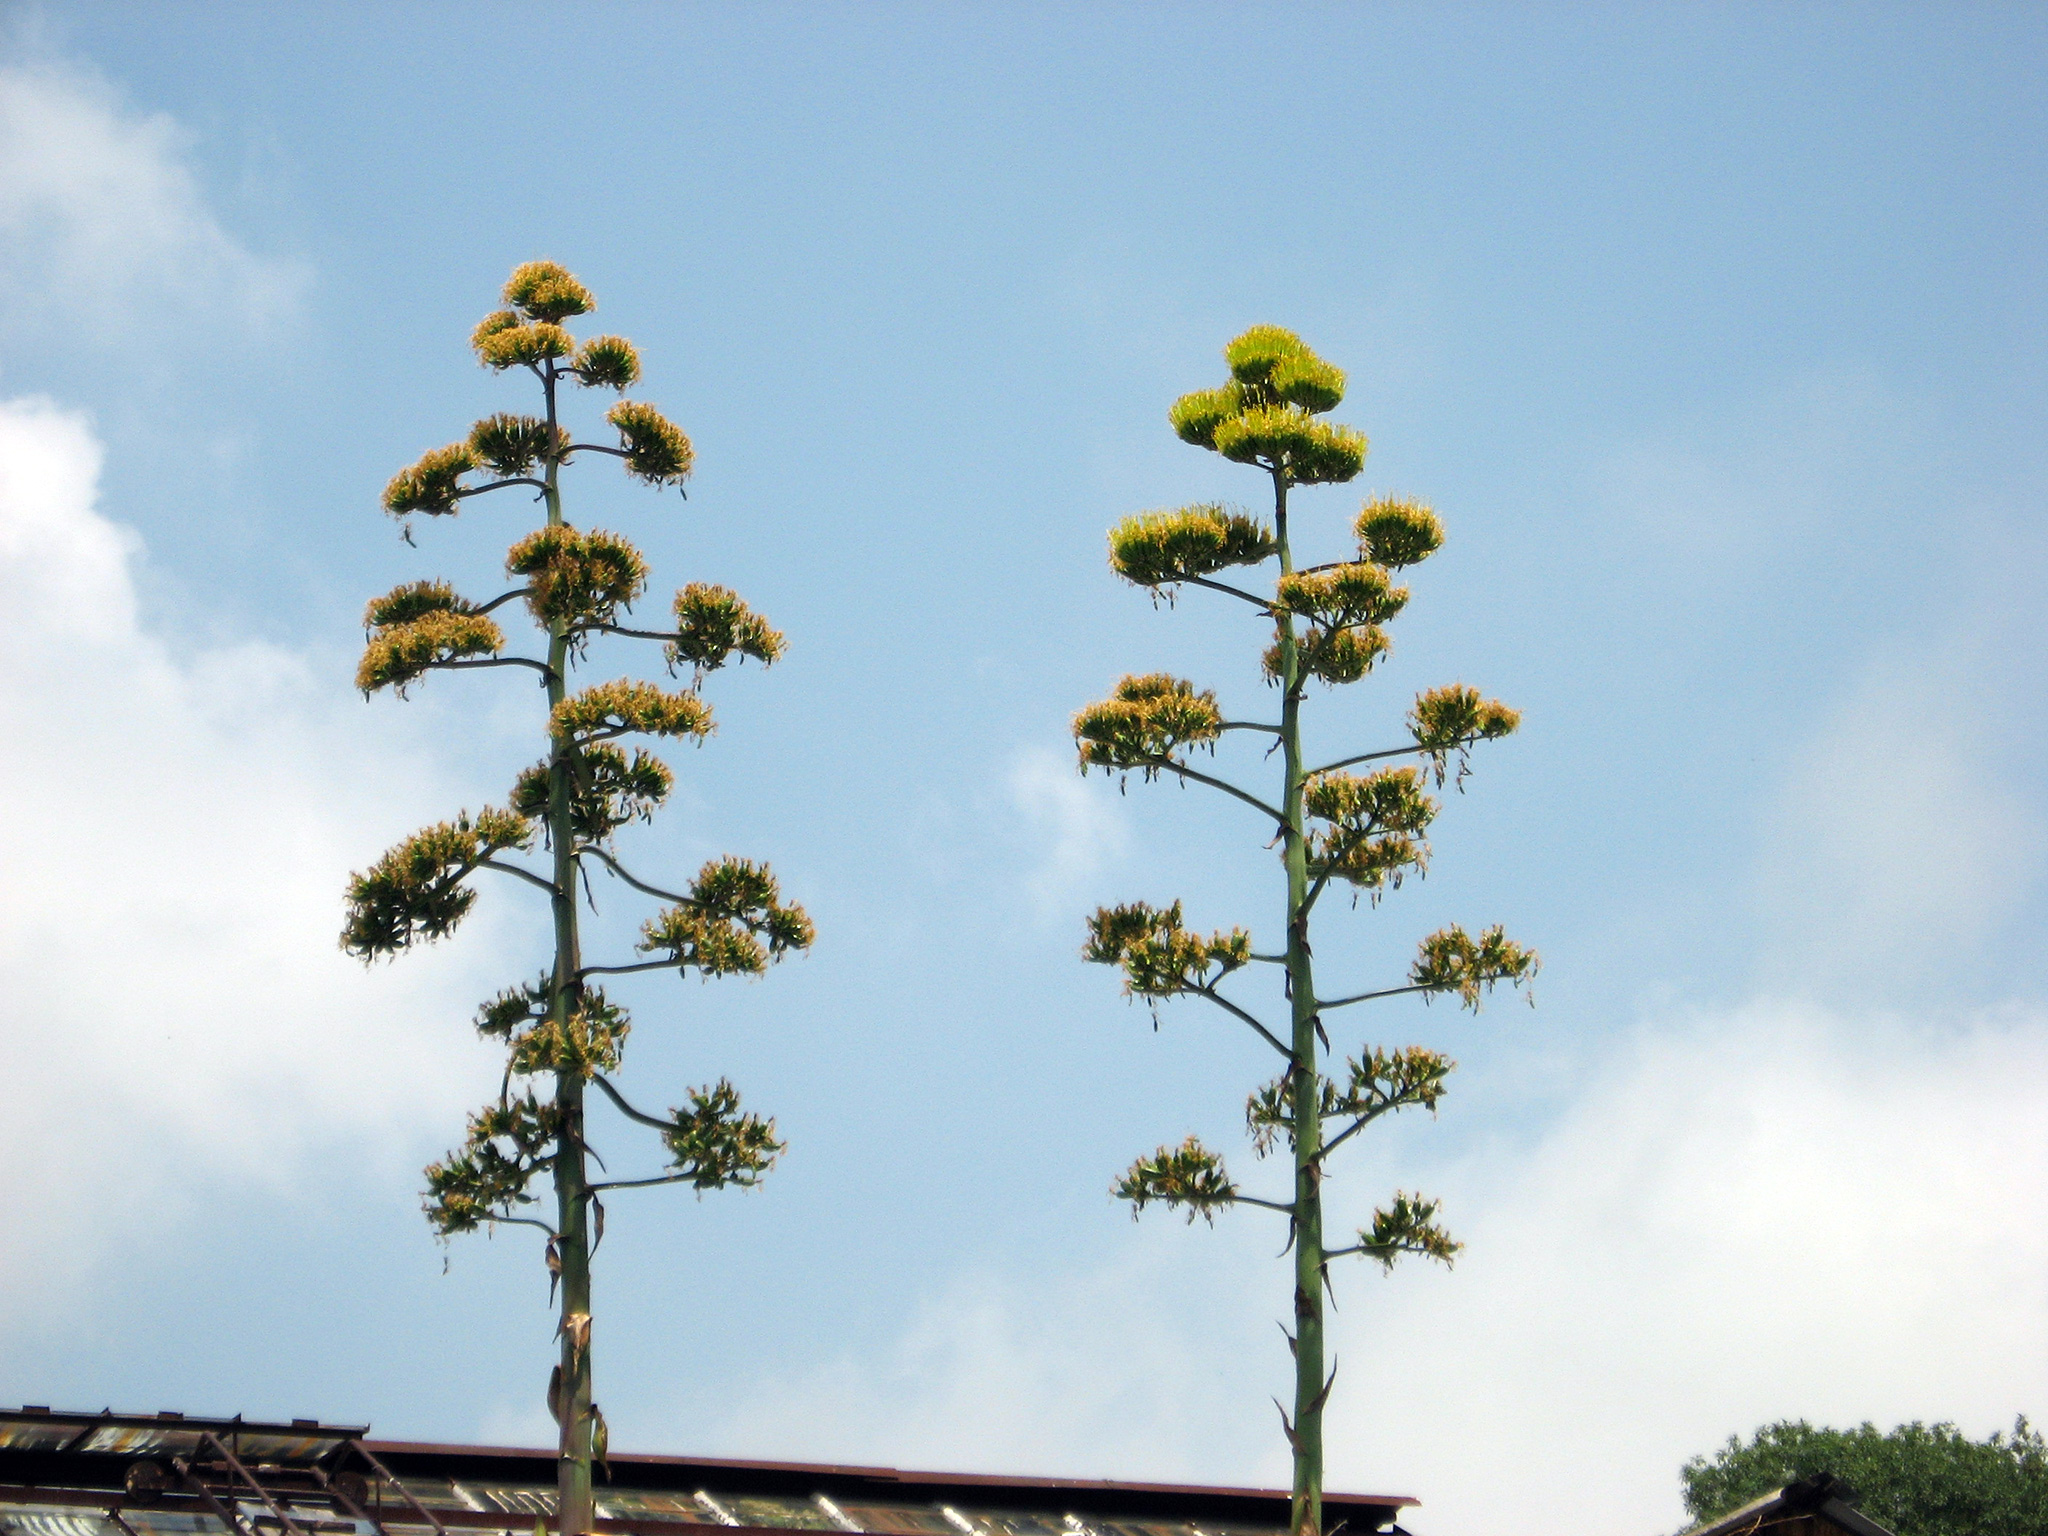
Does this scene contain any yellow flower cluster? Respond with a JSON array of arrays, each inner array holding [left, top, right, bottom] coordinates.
[[1167, 326, 1366, 487], [550, 678, 714, 743], [356, 579, 504, 696], [1073, 673, 1222, 776]]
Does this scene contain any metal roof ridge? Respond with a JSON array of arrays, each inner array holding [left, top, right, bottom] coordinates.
[[3, 1408, 370, 1437]]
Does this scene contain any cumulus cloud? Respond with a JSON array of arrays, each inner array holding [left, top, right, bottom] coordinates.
[[717, 1002, 2048, 1536], [1320, 999, 2048, 1535], [1007, 745, 1129, 918], [0, 398, 505, 1313], [0, 58, 305, 342]]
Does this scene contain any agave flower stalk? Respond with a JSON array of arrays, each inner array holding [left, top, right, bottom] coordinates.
[[344, 263, 811, 1536], [1076, 327, 1535, 1536]]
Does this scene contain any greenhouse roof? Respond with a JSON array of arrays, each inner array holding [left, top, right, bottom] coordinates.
[[0, 1410, 1416, 1536]]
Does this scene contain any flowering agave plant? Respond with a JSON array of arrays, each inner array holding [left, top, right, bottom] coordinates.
[[1076, 326, 1535, 1536], [344, 262, 811, 1536]]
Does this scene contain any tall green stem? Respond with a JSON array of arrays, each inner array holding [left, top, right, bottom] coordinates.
[[540, 361, 595, 1536], [1273, 470, 1325, 1536]]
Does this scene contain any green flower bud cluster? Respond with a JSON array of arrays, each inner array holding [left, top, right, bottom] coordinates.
[[1251, 1044, 1456, 1161], [356, 580, 504, 696], [1303, 766, 1437, 892], [1408, 682, 1521, 785], [1355, 1192, 1461, 1270], [469, 413, 567, 478], [342, 806, 534, 957], [551, 678, 714, 744], [1073, 673, 1222, 777], [1083, 900, 1251, 997], [502, 261, 594, 324], [471, 261, 593, 373], [1355, 497, 1443, 568], [474, 312, 576, 370], [572, 335, 640, 390], [1168, 326, 1365, 487], [1114, 1135, 1237, 1224], [1338, 1045, 1454, 1118], [1263, 624, 1390, 686], [1245, 1074, 1348, 1157], [507, 524, 650, 628], [1108, 503, 1277, 590], [1274, 562, 1408, 630], [423, 1092, 562, 1236], [1408, 922, 1538, 1008], [668, 583, 785, 675], [507, 992, 630, 1080], [474, 977, 552, 1039], [638, 857, 814, 977], [384, 443, 478, 517], [511, 744, 672, 843], [606, 400, 693, 487], [659, 1079, 784, 1190]]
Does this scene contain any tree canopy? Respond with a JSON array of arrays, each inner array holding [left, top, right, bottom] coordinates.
[[1681, 1418, 2048, 1536]]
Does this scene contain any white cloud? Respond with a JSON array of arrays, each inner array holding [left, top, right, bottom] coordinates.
[[0, 58, 305, 342], [710, 1247, 1265, 1483], [1007, 746, 1129, 917], [0, 397, 505, 1312], [1320, 999, 2048, 1535], [1754, 595, 2047, 995], [719, 1002, 2047, 1536]]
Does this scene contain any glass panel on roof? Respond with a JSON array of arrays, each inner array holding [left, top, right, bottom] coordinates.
[[389, 1480, 468, 1512], [76, 1427, 209, 1459], [0, 1422, 80, 1452], [956, 1513, 1069, 1536], [591, 1492, 699, 1522], [100, 1514, 218, 1536], [830, 1507, 954, 1536], [241, 1504, 359, 1533], [466, 1485, 557, 1517], [223, 1435, 340, 1464], [5, 1511, 117, 1536], [592, 1491, 700, 1520], [719, 1497, 840, 1531]]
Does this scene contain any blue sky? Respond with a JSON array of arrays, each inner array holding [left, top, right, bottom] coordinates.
[[0, 6, 2043, 1535]]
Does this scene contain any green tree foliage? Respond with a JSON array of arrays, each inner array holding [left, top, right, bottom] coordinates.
[[1076, 326, 1534, 1536], [343, 263, 810, 1536], [1681, 1418, 2048, 1536]]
